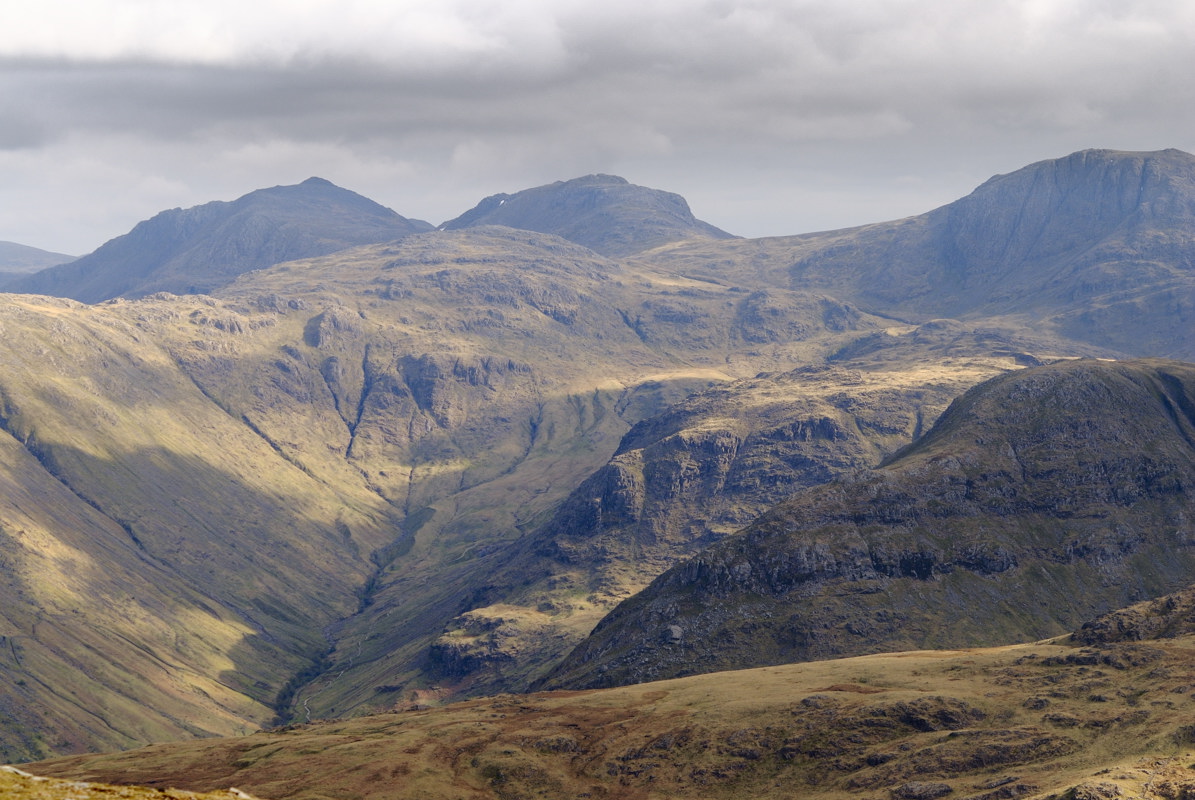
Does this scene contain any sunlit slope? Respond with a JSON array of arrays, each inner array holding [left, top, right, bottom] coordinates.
[[0, 766, 257, 800], [0, 225, 902, 757], [28, 625, 1195, 800], [201, 227, 913, 722], [0, 294, 408, 761]]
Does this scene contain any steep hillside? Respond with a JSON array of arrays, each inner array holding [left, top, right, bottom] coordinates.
[[0, 294, 405, 762], [543, 358, 1195, 689], [28, 628, 1195, 800], [639, 149, 1195, 358], [411, 321, 1089, 698], [10, 178, 431, 302], [440, 174, 735, 256], [212, 230, 936, 723], [0, 224, 924, 759]]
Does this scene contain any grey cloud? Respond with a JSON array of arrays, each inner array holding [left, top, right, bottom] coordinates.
[[3, 0, 1195, 252]]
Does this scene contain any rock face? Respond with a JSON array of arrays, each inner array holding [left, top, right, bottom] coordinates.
[[11, 178, 432, 302], [424, 343, 1035, 694], [439, 174, 735, 256], [1072, 584, 1195, 644], [542, 358, 1195, 689]]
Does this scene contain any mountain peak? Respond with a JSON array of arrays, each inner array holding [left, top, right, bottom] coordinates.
[[441, 174, 735, 256], [9, 179, 433, 302]]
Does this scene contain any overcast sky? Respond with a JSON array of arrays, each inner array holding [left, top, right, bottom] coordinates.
[[3, 0, 1194, 255]]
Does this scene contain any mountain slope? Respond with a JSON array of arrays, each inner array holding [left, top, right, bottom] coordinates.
[[9, 178, 431, 302], [639, 149, 1195, 358], [0, 293, 410, 762], [543, 358, 1195, 689], [1, 153, 1192, 761], [0, 241, 74, 272], [414, 323, 1083, 697], [0, 224, 917, 759], [439, 174, 735, 256]]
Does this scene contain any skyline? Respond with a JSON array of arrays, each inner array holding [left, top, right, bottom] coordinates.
[[3, 0, 1194, 255]]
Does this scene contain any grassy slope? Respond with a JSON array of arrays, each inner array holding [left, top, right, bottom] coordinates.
[[0, 766, 257, 799], [0, 294, 401, 761], [0, 227, 910, 757], [0, 224, 1132, 759], [26, 631, 1195, 800], [206, 229, 929, 723]]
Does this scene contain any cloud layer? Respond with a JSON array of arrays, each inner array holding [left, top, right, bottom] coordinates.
[[4, 0, 1195, 253]]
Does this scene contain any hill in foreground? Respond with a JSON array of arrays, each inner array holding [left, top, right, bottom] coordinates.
[[542, 358, 1195, 689], [27, 609, 1195, 800], [0, 767, 257, 800]]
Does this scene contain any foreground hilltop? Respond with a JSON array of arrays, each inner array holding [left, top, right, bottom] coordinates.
[[27, 595, 1195, 800], [544, 358, 1195, 689]]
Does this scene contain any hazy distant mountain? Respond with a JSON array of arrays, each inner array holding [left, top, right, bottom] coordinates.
[[8, 177, 432, 302], [439, 174, 736, 256], [0, 241, 74, 272], [543, 358, 1195, 689], [645, 148, 1195, 359]]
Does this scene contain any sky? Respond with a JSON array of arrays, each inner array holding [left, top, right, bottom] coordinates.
[[2, 0, 1195, 255]]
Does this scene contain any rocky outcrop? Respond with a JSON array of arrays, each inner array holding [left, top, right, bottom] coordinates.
[[542, 358, 1195, 689], [1072, 585, 1195, 645]]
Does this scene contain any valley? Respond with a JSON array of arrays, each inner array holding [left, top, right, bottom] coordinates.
[[2, 148, 1195, 800]]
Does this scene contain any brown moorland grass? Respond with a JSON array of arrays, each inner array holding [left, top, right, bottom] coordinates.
[[27, 634, 1195, 800]]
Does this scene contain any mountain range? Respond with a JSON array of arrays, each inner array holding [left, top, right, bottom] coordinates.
[[2, 147, 1195, 780]]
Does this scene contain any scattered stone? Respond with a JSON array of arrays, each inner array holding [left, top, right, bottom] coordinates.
[[894, 780, 954, 799]]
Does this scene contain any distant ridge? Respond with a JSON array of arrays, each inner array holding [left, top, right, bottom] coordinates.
[[645, 148, 1195, 360], [440, 173, 736, 256], [0, 241, 75, 274], [9, 177, 433, 302]]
